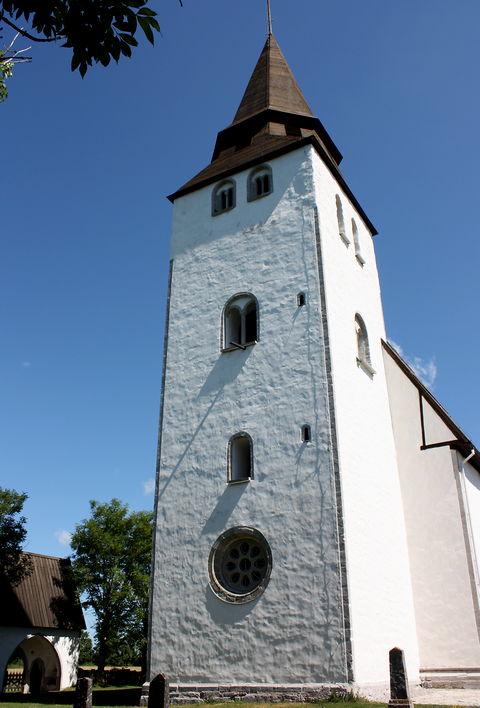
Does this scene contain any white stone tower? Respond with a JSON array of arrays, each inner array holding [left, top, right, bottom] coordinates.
[[148, 33, 419, 697]]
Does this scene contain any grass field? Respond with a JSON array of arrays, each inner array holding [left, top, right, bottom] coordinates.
[[0, 700, 477, 708]]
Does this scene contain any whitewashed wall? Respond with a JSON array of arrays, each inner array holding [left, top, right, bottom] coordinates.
[[311, 151, 420, 685], [150, 147, 350, 685], [383, 350, 480, 668]]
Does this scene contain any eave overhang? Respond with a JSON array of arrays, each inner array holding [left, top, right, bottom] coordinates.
[[168, 130, 377, 237]]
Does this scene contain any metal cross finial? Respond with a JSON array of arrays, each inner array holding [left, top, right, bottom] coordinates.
[[267, 0, 273, 35]]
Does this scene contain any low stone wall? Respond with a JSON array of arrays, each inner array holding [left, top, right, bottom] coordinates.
[[141, 682, 349, 705]]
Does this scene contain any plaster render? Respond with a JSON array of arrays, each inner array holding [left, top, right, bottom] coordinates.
[[0, 627, 80, 691], [383, 350, 480, 669], [150, 144, 424, 689], [150, 148, 349, 685], [311, 151, 420, 684]]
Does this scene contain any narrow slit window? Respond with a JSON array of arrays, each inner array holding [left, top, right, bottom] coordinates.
[[301, 425, 311, 443], [352, 218, 365, 265], [297, 292, 306, 307], [248, 165, 273, 201], [228, 434, 253, 483], [212, 180, 236, 216], [223, 294, 258, 351], [336, 195, 349, 245]]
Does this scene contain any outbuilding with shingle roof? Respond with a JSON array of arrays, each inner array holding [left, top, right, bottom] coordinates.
[[0, 552, 85, 693]]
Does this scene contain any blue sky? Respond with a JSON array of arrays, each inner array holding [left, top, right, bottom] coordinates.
[[2, 0, 480, 558]]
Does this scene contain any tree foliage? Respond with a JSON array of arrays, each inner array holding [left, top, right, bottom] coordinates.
[[0, 0, 168, 78], [70, 499, 153, 673], [0, 487, 31, 585], [78, 630, 95, 666]]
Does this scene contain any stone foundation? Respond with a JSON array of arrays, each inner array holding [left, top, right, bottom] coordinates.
[[141, 683, 350, 705]]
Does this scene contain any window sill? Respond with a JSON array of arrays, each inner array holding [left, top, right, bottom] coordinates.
[[357, 357, 376, 377], [222, 341, 257, 353], [340, 233, 350, 246], [227, 477, 252, 485], [247, 190, 273, 202], [212, 206, 235, 217], [355, 253, 366, 266]]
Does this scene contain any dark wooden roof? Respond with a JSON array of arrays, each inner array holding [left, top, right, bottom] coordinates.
[[382, 339, 480, 472], [167, 34, 377, 235], [232, 34, 315, 123], [0, 553, 85, 631]]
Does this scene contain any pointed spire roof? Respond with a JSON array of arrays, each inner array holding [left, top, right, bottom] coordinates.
[[232, 34, 315, 124], [168, 33, 376, 234]]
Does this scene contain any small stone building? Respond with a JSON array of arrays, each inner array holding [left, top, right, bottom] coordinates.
[[0, 552, 85, 693]]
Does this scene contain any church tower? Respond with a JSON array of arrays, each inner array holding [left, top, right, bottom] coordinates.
[[148, 31, 419, 696]]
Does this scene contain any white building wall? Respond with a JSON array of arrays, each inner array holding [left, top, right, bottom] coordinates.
[[150, 148, 350, 685], [464, 460, 480, 592], [383, 350, 480, 668], [0, 627, 80, 690], [311, 151, 420, 685]]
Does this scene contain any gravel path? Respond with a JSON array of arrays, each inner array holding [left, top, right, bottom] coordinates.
[[359, 684, 480, 706]]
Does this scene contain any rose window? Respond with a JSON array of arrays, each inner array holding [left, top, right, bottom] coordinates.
[[208, 527, 272, 604]]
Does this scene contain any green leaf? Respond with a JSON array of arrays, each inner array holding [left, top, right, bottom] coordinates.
[[137, 7, 157, 16], [119, 33, 138, 47], [138, 16, 154, 44]]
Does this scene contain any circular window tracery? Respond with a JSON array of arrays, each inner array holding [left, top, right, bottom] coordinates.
[[208, 527, 272, 604]]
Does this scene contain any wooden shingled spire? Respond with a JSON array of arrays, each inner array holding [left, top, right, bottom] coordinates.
[[232, 33, 315, 125]]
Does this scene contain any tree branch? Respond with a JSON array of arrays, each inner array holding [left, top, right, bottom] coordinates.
[[1, 14, 63, 42]]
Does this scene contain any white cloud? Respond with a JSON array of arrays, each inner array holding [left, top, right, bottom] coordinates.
[[55, 529, 72, 546], [409, 356, 437, 389], [389, 339, 403, 356], [388, 339, 437, 389], [143, 478, 155, 495]]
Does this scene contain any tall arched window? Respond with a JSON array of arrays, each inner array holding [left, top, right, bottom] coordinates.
[[212, 179, 236, 216], [336, 195, 349, 245], [247, 165, 273, 201], [355, 314, 374, 375], [228, 433, 253, 483], [223, 293, 258, 351], [352, 218, 365, 264]]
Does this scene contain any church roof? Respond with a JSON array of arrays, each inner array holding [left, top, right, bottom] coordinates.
[[0, 553, 85, 631], [382, 340, 480, 473], [168, 33, 377, 234]]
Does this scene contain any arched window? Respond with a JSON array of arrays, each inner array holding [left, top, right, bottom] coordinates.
[[355, 314, 374, 375], [247, 165, 273, 201], [352, 218, 365, 265], [212, 180, 236, 216], [336, 195, 349, 245], [228, 433, 253, 483], [223, 293, 258, 351]]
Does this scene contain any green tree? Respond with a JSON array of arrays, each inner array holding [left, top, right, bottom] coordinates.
[[0, 487, 31, 584], [70, 499, 153, 675], [0, 0, 186, 79], [78, 630, 95, 666], [0, 31, 31, 102]]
